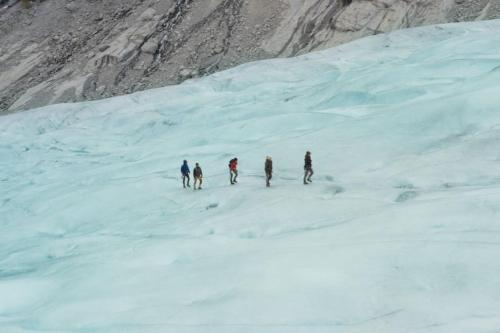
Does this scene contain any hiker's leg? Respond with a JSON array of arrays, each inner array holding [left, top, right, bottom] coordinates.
[[308, 169, 313, 181]]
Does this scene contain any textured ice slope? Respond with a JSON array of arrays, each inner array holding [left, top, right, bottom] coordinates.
[[2, 20, 500, 333]]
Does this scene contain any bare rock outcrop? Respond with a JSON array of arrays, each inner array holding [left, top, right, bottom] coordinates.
[[1, 0, 499, 112]]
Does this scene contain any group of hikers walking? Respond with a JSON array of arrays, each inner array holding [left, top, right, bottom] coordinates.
[[181, 151, 314, 189], [181, 161, 203, 190]]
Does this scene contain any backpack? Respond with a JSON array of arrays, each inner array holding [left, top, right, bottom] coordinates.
[[229, 158, 237, 170]]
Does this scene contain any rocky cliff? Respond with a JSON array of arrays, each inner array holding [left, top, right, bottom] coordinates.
[[1, 0, 500, 112]]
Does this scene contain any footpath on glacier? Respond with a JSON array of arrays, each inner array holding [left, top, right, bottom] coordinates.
[[2, 19, 500, 333]]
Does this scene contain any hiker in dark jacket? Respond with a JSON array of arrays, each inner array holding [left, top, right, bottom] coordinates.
[[181, 160, 190, 188], [303, 151, 313, 184], [265, 156, 273, 187], [193, 162, 203, 190], [229, 158, 238, 185]]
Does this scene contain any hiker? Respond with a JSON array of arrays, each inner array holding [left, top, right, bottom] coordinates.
[[303, 151, 313, 184], [265, 156, 273, 187], [181, 160, 190, 188], [193, 162, 203, 190], [229, 158, 238, 185]]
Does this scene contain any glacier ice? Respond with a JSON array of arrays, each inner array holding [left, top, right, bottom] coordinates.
[[2, 20, 500, 332]]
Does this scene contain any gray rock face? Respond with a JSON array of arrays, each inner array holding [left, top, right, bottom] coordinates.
[[1, 0, 499, 112]]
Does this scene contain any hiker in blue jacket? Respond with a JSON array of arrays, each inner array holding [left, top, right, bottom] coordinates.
[[181, 160, 191, 188]]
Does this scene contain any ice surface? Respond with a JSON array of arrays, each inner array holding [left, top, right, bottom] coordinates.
[[2, 20, 500, 333]]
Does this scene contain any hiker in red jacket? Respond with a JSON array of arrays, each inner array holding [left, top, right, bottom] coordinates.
[[229, 158, 238, 185]]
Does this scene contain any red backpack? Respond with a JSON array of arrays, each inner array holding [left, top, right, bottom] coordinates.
[[229, 159, 237, 171]]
